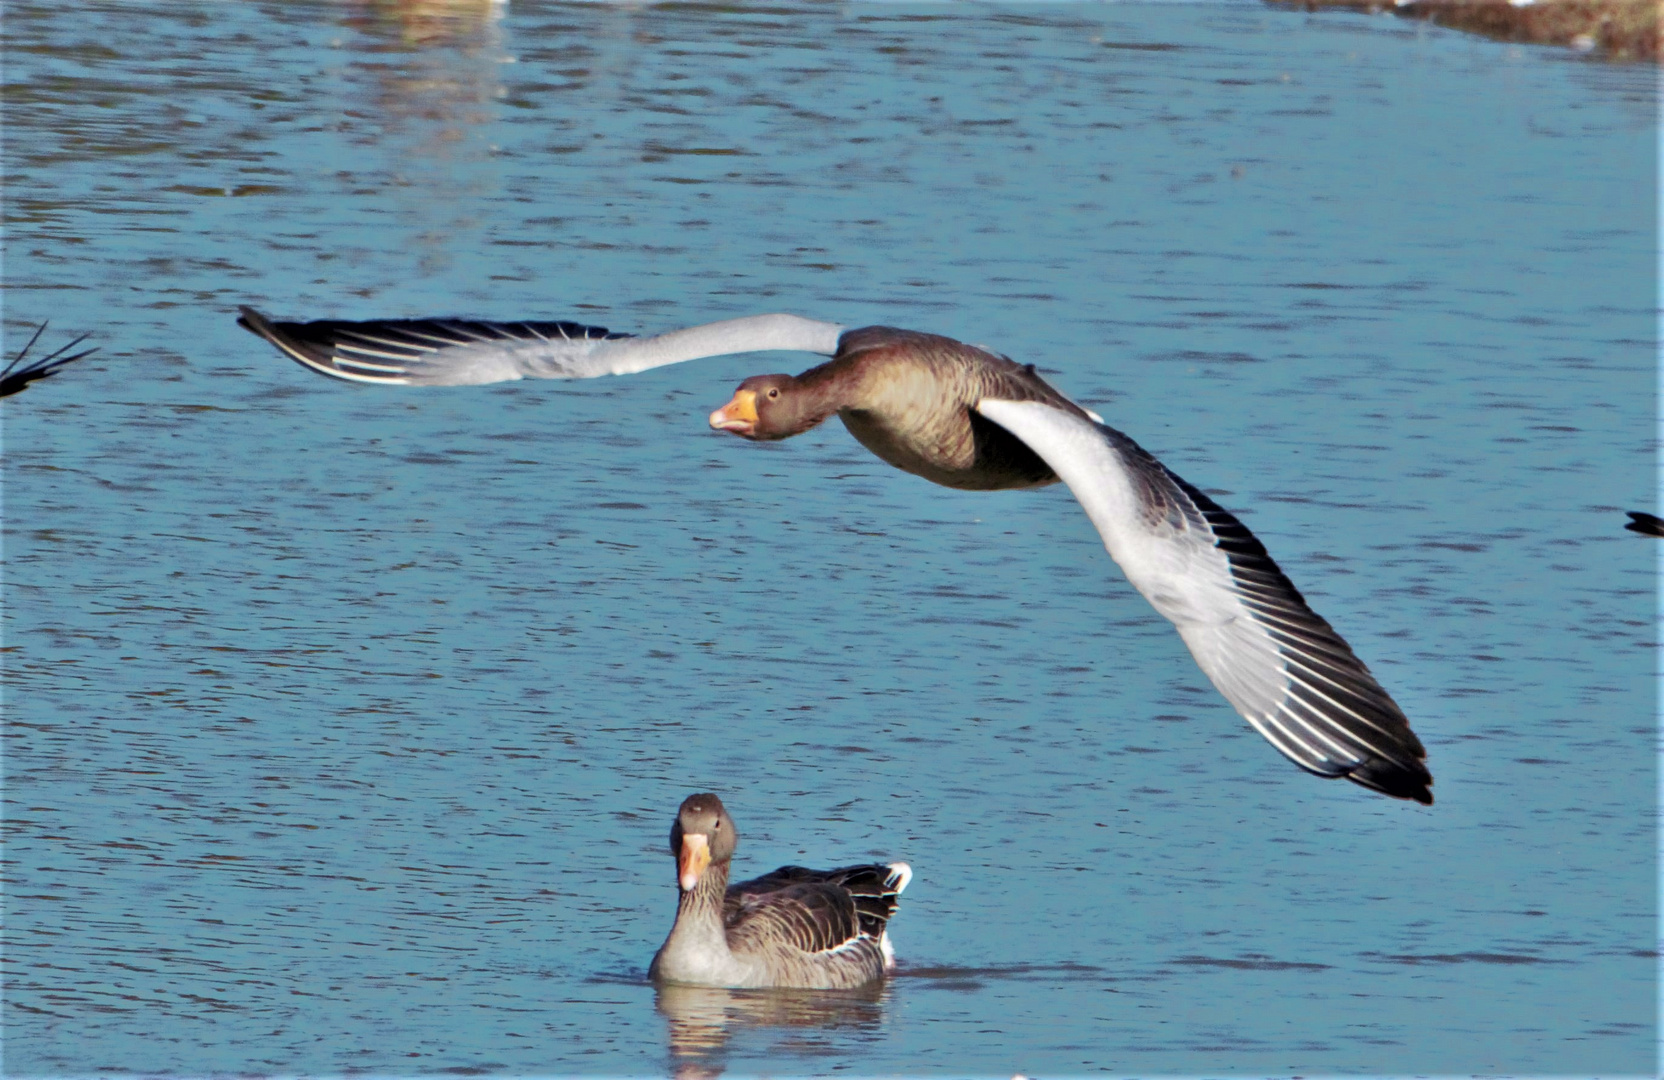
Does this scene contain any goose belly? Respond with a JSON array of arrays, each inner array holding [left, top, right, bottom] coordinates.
[[839, 408, 1058, 492], [650, 940, 767, 988], [652, 940, 881, 989]]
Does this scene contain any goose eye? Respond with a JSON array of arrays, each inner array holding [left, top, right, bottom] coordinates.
[[766, 388, 780, 400]]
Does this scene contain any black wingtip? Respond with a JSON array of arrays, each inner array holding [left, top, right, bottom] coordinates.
[[1, 323, 98, 398], [235, 305, 340, 373], [1349, 759, 1434, 806], [236, 305, 281, 343], [1624, 511, 1664, 538]]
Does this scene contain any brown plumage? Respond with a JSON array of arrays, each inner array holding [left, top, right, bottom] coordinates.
[[711, 327, 1089, 491], [649, 794, 912, 989]]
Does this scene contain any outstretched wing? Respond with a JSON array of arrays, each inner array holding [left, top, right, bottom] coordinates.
[[2, 323, 97, 398], [976, 398, 1432, 804], [238, 307, 845, 387]]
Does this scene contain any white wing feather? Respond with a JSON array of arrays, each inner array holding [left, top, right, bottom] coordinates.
[[975, 397, 1431, 800], [239, 309, 844, 386], [975, 399, 1287, 710]]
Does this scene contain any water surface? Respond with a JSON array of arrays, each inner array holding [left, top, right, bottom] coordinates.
[[2, 1, 1656, 1075]]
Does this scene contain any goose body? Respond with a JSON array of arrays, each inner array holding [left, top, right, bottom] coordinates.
[[240, 307, 1433, 803], [719, 326, 1071, 491], [649, 794, 911, 990]]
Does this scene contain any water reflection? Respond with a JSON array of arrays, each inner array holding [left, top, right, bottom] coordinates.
[[656, 981, 889, 1078], [327, 0, 510, 276], [338, 0, 508, 125], [345, 0, 507, 49]]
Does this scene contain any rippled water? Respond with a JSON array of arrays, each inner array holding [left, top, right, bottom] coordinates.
[[3, 1, 1656, 1075]]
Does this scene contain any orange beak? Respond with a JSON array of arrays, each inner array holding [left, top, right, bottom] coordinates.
[[708, 389, 758, 437], [677, 832, 711, 892]]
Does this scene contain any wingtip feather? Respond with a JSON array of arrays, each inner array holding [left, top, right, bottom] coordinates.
[[1349, 758, 1434, 805], [1, 323, 98, 398], [1625, 511, 1664, 537]]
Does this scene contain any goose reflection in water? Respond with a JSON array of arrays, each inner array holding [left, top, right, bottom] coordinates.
[[655, 981, 888, 1079], [348, 0, 506, 47], [339, 0, 508, 121]]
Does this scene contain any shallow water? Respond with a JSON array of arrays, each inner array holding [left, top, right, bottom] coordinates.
[[2, 1, 1656, 1075]]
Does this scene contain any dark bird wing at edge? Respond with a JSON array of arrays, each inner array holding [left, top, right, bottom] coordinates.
[[976, 397, 1432, 804], [1625, 511, 1664, 537], [2, 323, 97, 398]]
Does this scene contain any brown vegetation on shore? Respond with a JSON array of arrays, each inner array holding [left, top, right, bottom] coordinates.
[[1272, 0, 1660, 62]]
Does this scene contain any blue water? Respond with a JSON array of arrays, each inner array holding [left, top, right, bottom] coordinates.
[[3, 1, 1656, 1075]]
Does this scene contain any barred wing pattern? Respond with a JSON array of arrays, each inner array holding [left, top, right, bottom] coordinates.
[[238, 307, 845, 386], [976, 398, 1431, 803], [237, 307, 629, 386], [726, 863, 911, 962]]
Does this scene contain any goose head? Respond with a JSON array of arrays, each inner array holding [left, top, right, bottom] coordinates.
[[670, 793, 737, 892], [708, 374, 820, 440]]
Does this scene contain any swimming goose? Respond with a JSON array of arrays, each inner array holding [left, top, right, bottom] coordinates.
[[649, 793, 911, 989], [238, 308, 1433, 804], [3, 323, 97, 399]]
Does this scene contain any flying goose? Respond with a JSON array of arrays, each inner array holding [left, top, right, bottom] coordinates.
[[3, 323, 97, 399], [649, 793, 911, 989], [238, 307, 1433, 804]]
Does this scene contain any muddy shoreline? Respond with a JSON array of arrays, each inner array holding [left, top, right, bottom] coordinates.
[[1271, 0, 1659, 62]]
